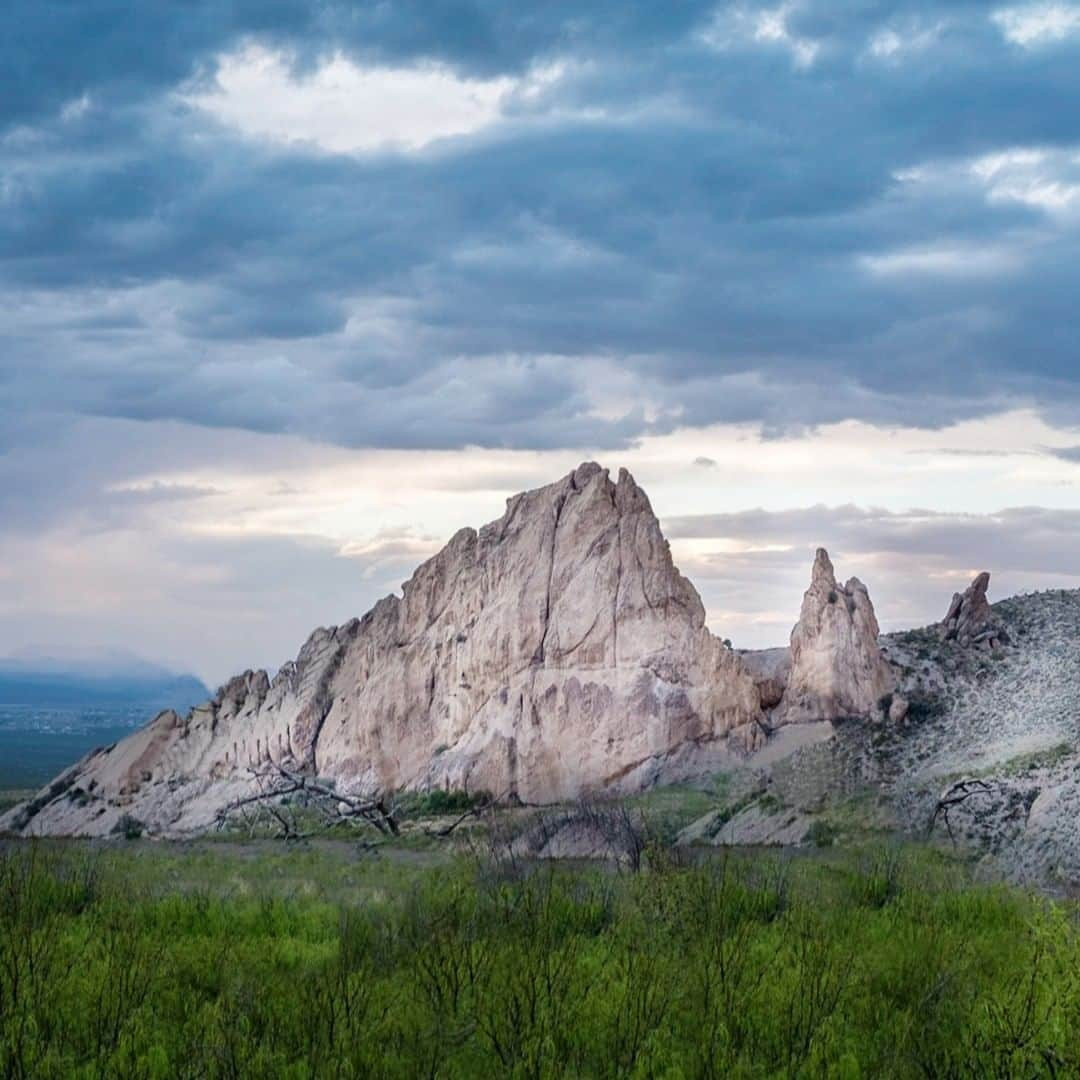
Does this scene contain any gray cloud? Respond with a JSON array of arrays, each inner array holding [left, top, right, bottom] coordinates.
[[667, 504, 1080, 576], [666, 503, 1080, 647], [3, 1, 1080, 670], [1, 2, 1080, 450], [1046, 446, 1080, 464], [0, 528, 408, 687]]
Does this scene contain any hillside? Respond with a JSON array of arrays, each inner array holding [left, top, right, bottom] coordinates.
[[694, 588, 1080, 888]]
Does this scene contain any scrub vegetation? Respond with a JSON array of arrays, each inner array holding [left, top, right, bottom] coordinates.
[[1, 837, 1078, 1078]]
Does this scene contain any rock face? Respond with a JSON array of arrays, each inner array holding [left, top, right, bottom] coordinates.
[[738, 648, 791, 711], [941, 572, 1008, 650], [773, 549, 896, 725], [4, 464, 768, 837]]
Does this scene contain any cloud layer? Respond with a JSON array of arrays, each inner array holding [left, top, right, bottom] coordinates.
[[669, 502, 1080, 645], [4, 1, 1080, 449], [3, 2, 1080, 678]]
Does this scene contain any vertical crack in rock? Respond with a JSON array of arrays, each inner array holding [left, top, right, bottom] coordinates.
[[537, 486, 571, 665], [300, 623, 361, 776], [604, 476, 622, 669]]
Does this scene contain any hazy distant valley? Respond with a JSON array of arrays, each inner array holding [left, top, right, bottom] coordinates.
[[0, 656, 208, 789]]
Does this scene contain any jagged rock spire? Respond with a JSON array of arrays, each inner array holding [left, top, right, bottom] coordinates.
[[940, 571, 1008, 650], [773, 548, 898, 724]]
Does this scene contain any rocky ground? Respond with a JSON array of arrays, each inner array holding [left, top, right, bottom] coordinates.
[[682, 588, 1080, 891]]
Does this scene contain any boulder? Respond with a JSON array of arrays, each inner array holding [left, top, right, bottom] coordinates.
[[888, 694, 910, 724], [738, 648, 791, 710]]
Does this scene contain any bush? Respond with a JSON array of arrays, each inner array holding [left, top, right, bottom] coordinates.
[[410, 788, 490, 816], [113, 813, 144, 840], [807, 819, 839, 848]]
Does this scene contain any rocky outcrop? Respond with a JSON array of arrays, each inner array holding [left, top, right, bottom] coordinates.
[[941, 572, 1008, 650], [772, 549, 897, 725], [738, 648, 791, 711], [4, 464, 769, 837]]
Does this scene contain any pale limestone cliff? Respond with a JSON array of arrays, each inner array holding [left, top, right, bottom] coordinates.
[[4, 464, 768, 837], [772, 548, 896, 725]]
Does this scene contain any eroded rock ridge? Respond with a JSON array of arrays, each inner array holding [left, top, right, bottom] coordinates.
[[3, 466, 910, 838]]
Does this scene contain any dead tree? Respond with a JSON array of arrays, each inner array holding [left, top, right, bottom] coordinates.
[[215, 763, 400, 841], [928, 778, 992, 845]]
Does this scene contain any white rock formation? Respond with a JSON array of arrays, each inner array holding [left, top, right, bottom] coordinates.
[[738, 648, 791, 711], [941, 571, 1008, 650], [4, 464, 768, 837], [773, 549, 896, 725]]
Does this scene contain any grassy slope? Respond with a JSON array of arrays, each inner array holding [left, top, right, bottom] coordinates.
[[2, 837, 1079, 1078]]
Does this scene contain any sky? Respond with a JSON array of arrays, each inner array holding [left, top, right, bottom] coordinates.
[[2, 1, 1080, 686]]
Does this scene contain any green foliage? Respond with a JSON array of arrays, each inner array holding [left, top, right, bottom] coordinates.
[[1, 840, 1079, 1077], [113, 813, 144, 840], [806, 819, 839, 848], [624, 781, 723, 842], [1000, 741, 1073, 775], [407, 788, 490, 816], [905, 690, 948, 725]]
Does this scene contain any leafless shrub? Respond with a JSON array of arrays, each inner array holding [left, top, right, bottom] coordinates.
[[929, 778, 993, 844], [215, 763, 399, 841], [465, 798, 654, 879]]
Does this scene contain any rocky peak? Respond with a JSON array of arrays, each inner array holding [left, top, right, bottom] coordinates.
[[4, 469, 926, 839], [773, 548, 897, 724], [941, 571, 1008, 650]]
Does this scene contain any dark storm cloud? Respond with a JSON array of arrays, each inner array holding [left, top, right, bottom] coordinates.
[[3, 1, 1080, 449], [3, 1, 719, 131]]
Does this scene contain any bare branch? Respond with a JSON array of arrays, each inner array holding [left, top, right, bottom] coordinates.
[[927, 778, 992, 844], [422, 790, 508, 839], [214, 761, 400, 841]]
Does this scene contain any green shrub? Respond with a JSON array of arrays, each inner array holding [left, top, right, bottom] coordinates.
[[409, 788, 491, 816], [807, 819, 839, 848], [113, 813, 144, 840]]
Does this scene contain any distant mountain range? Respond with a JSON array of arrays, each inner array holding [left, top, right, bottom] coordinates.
[[0, 652, 209, 711]]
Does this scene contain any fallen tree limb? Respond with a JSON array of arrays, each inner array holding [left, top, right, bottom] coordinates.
[[215, 762, 400, 840], [421, 790, 508, 838]]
